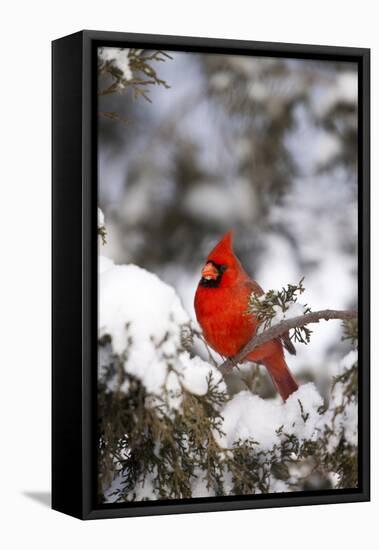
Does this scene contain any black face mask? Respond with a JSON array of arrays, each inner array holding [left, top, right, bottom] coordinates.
[[199, 261, 227, 288]]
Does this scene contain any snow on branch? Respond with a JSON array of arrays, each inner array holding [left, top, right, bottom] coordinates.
[[98, 208, 107, 244], [97, 47, 172, 121], [219, 308, 357, 375]]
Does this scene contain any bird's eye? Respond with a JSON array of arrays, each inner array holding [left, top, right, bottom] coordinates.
[[219, 264, 227, 273]]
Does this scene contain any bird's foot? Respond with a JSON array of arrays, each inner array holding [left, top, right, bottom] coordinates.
[[227, 357, 239, 369]]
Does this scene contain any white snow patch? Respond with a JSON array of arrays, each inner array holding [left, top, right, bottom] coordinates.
[[178, 352, 224, 396], [270, 479, 289, 493], [98, 207, 105, 228], [98, 259, 225, 402], [271, 302, 308, 325], [313, 131, 341, 166], [322, 349, 358, 452], [191, 469, 216, 498], [312, 71, 358, 117], [99, 255, 114, 275], [99, 262, 188, 357], [215, 383, 323, 450], [98, 47, 133, 82], [340, 349, 358, 372], [341, 402, 358, 447], [99, 262, 186, 393]]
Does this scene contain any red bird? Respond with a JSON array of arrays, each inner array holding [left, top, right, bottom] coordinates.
[[194, 230, 298, 401]]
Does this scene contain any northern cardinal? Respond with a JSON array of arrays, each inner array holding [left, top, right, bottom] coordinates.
[[194, 231, 298, 401]]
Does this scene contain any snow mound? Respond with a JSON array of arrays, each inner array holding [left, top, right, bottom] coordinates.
[[98, 207, 105, 228], [215, 383, 323, 450], [98, 256, 224, 400], [99, 258, 188, 356]]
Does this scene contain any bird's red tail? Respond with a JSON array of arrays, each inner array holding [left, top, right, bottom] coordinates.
[[263, 353, 299, 402]]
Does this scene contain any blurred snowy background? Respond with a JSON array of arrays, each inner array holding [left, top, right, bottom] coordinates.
[[98, 49, 358, 398]]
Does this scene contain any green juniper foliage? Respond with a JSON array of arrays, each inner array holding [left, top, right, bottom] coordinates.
[[98, 48, 172, 122], [342, 317, 358, 348], [97, 225, 107, 245], [98, 49, 172, 93], [247, 277, 312, 344]]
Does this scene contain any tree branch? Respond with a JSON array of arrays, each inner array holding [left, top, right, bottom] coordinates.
[[218, 309, 357, 376]]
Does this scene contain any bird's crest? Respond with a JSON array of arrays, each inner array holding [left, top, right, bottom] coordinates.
[[207, 230, 235, 265]]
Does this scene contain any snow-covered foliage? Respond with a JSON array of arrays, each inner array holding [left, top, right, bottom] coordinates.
[[99, 256, 222, 401], [98, 248, 358, 502], [98, 47, 133, 84], [97, 208, 107, 245], [98, 207, 105, 228], [248, 278, 311, 343], [97, 47, 171, 107]]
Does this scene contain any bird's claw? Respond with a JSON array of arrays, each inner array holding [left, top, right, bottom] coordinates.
[[227, 357, 239, 369]]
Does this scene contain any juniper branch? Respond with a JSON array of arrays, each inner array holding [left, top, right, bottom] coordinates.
[[218, 309, 357, 375]]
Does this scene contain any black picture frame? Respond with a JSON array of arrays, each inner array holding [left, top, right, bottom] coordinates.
[[52, 30, 370, 520]]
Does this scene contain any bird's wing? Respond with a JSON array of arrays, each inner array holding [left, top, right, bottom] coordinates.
[[244, 279, 264, 296]]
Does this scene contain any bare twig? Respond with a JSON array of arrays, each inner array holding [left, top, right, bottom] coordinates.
[[98, 111, 128, 124], [218, 309, 357, 376], [193, 329, 220, 367]]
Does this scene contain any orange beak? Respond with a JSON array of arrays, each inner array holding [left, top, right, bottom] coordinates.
[[201, 262, 219, 280]]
